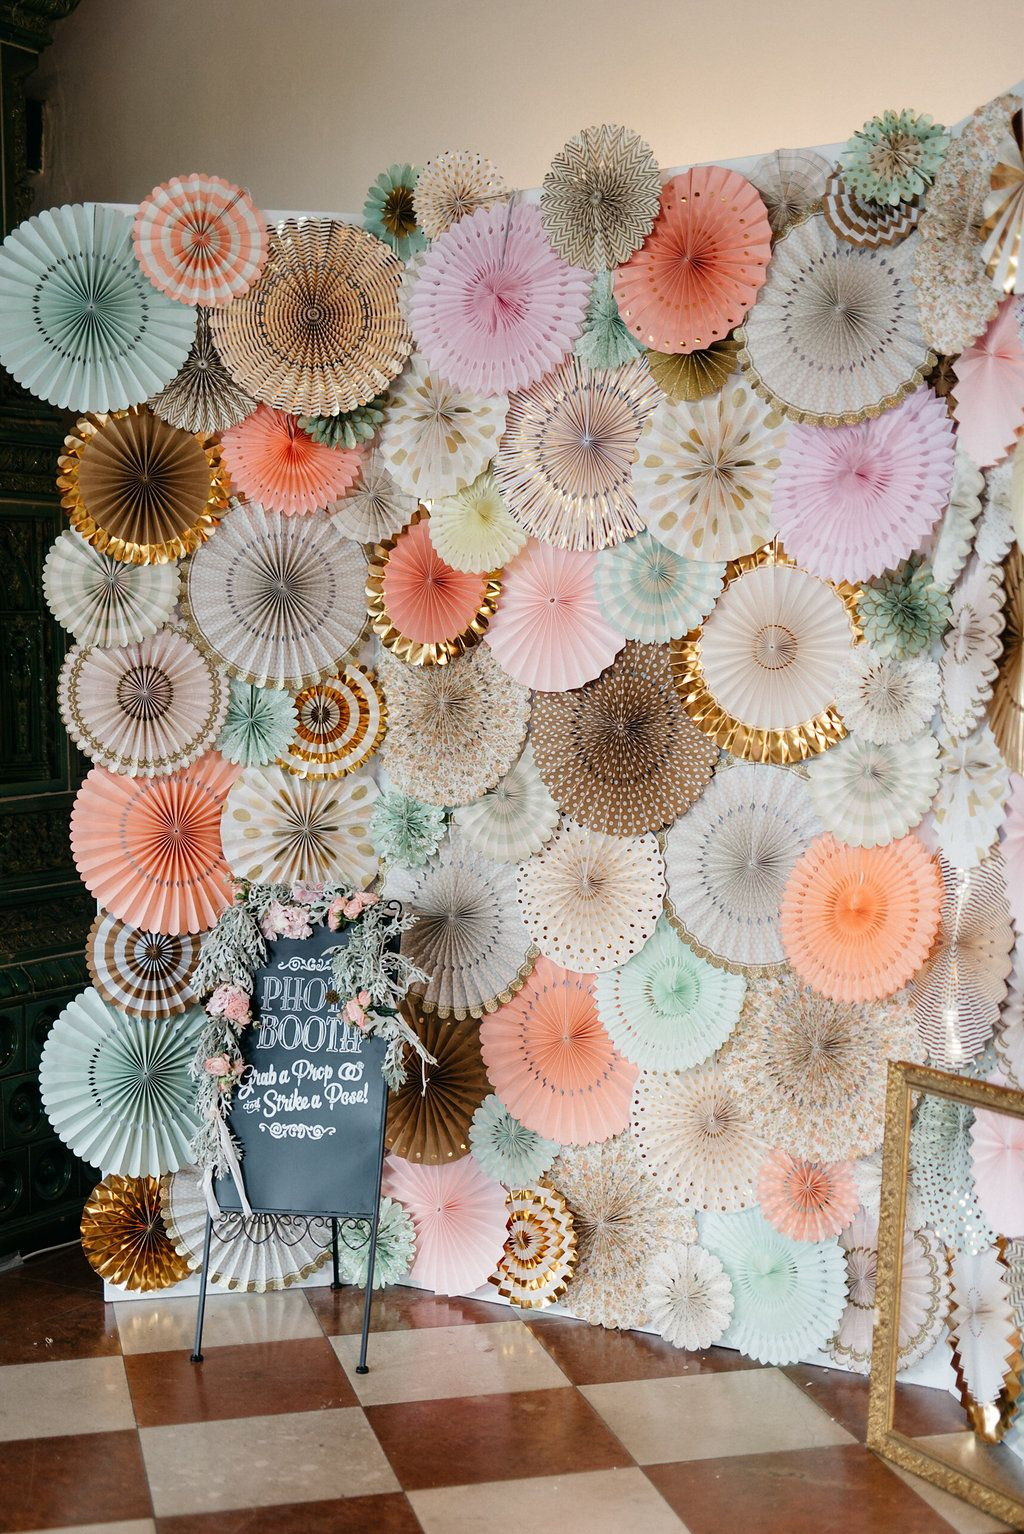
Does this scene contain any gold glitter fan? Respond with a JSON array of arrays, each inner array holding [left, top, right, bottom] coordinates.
[[645, 340, 740, 402], [81, 1174, 190, 1292]]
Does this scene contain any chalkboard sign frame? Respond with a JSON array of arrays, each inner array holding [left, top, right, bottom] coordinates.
[[190, 910, 400, 1374]]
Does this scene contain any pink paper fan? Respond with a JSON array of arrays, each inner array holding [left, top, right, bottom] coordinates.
[[70, 752, 239, 935], [773, 387, 956, 583], [221, 404, 363, 516], [381, 517, 490, 645], [132, 173, 268, 307], [479, 956, 637, 1145], [756, 1149, 859, 1242], [969, 1103, 1024, 1236], [1000, 774, 1024, 933], [484, 541, 624, 691], [614, 165, 772, 355], [381, 1154, 509, 1296], [953, 298, 1024, 468], [409, 200, 592, 396]]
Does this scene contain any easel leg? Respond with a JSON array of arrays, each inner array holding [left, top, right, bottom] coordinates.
[[331, 1217, 342, 1291], [190, 1213, 213, 1364], [356, 1100, 389, 1375]]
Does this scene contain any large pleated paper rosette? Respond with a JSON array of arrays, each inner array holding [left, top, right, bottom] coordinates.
[[381, 1154, 509, 1296], [780, 833, 943, 1003], [948, 1247, 1021, 1411], [133, 173, 268, 307], [700, 1207, 847, 1366], [738, 212, 933, 425], [81, 1174, 190, 1293], [490, 1184, 577, 1310], [378, 351, 508, 499], [671, 546, 859, 764], [773, 387, 956, 583], [210, 217, 411, 416], [161, 1168, 331, 1292], [531, 642, 717, 836], [43, 530, 180, 650], [149, 309, 258, 437], [494, 355, 660, 551], [755, 1151, 859, 1243], [593, 532, 725, 644], [541, 123, 661, 270], [479, 956, 636, 1146], [484, 542, 625, 692], [546, 1135, 696, 1330], [378, 645, 529, 807], [71, 752, 238, 935], [367, 511, 499, 666], [59, 628, 228, 778], [664, 762, 821, 972], [385, 1009, 490, 1163], [806, 733, 940, 848], [614, 166, 772, 354], [39, 987, 203, 1177], [826, 1210, 947, 1375], [631, 1066, 768, 1212], [452, 744, 560, 863], [220, 404, 363, 516], [721, 972, 922, 1163], [182, 501, 367, 690], [57, 407, 231, 566], [87, 913, 200, 1021], [409, 200, 592, 397], [516, 818, 665, 973], [386, 834, 536, 1019], [221, 766, 378, 888], [970, 1106, 1024, 1237], [279, 664, 386, 781], [0, 204, 196, 413]]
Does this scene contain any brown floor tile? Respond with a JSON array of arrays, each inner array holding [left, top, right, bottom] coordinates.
[[783, 1361, 872, 1440], [366, 1385, 634, 1489], [525, 1313, 763, 1385], [306, 1283, 505, 1336], [646, 1445, 956, 1534], [0, 1429, 151, 1533], [125, 1338, 356, 1426], [0, 1269, 120, 1365], [19, 1245, 105, 1296], [892, 1380, 976, 1439], [154, 1493, 421, 1534]]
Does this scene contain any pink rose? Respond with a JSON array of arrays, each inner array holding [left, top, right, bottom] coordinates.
[[291, 881, 323, 906], [204, 1054, 231, 1077], [279, 907, 313, 940], [259, 900, 289, 939], [343, 998, 368, 1028], [207, 985, 251, 1026], [356, 989, 371, 1007]]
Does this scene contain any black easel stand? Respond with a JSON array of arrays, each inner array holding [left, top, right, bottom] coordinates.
[[189, 1103, 389, 1373]]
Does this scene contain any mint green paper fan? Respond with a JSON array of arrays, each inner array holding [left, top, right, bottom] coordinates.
[[334, 1195, 417, 1289], [700, 1207, 847, 1366], [39, 986, 203, 1177], [594, 532, 725, 643], [574, 271, 644, 370], [593, 917, 746, 1071], [469, 1094, 560, 1184], [0, 204, 196, 412], [217, 679, 296, 767]]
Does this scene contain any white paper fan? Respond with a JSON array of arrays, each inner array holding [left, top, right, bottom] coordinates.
[[929, 447, 985, 591], [452, 744, 560, 862], [161, 1167, 331, 1291], [326, 450, 418, 545], [930, 724, 1010, 869], [631, 1066, 766, 1212], [221, 766, 378, 887], [833, 646, 940, 745], [949, 1246, 1021, 1408], [379, 352, 508, 498], [664, 762, 821, 970], [940, 559, 1006, 738], [807, 732, 939, 847], [43, 530, 179, 649]]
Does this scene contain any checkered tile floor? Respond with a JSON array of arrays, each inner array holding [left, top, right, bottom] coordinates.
[[0, 1248, 1011, 1533]]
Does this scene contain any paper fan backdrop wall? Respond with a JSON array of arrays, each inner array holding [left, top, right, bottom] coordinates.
[[531, 642, 717, 836], [633, 381, 787, 562], [614, 166, 772, 354], [58, 408, 230, 566], [479, 956, 636, 1146], [381, 1154, 509, 1296], [484, 542, 625, 692], [409, 200, 592, 396], [671, 546, 859, 763], [59, 629, 228, 778], [71, 753, 238, 935], [182, 501, 367, 690], [385, 1008, 489, 1162], [780, 833, 943, 1003], [0, 203, 196, 413], [739, 214, 932, 425], [222, 766, 377, 888], [378, 644, 529, 807], [210, 217, 410, 415], [87, 913, 200, 1021], [772, 387, 955, 583], [516, 818, 665, 973], [386, 834, 535, 1018], [493, 355, 660, 552], [664, 762, 821, 971], [43, 530, 179, 650], [39, 988, 203, 1177]]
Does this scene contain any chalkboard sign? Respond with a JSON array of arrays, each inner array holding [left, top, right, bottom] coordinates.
[[215, 921, 390, 1219]]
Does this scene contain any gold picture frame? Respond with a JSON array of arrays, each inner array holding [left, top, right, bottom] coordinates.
[[867, 1059, 1024, 1527]]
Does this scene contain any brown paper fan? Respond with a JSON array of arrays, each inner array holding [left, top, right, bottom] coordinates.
[[386, 1006, 490, 1163], [531, 641, 717, 835], [148, 309, 258, 435], [87, 912, 200, 1020], [749, 148, 832, 237], [541, 123, 661, 271], [210, 218, 411, 416], [57, 407, 230, 565], [646, 340, 740, 402], [81, 1174, 190, 1293], [821, 169, 920, 249], [990, 546, 1024, 774]]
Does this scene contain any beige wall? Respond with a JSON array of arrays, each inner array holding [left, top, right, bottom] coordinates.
[[31, 0, 1024, 216]]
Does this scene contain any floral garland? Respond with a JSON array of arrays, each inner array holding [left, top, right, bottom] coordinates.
[[190, 880, 429, 1189]]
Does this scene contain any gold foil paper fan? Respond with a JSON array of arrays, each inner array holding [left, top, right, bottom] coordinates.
[[81, 1174, 190, 1292], [386, 1006, 491, 1163]]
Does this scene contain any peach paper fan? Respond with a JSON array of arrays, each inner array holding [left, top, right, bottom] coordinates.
[[221, 404, 362, 516], [368, 512, 498, 666], [756, 1150, 858, 1242]]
